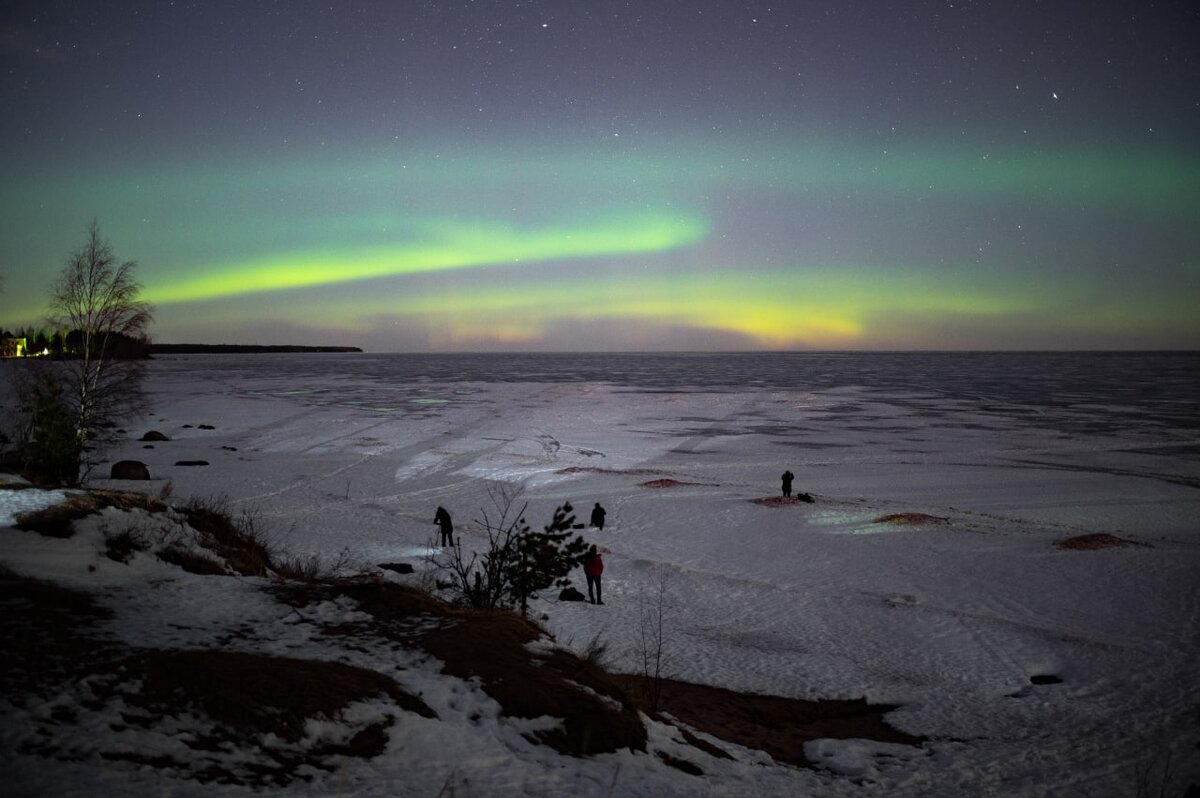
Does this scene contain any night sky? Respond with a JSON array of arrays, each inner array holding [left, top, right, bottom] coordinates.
[[2, 1, 1197, 351]]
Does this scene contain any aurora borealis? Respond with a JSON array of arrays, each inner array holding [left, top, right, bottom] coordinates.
[[2, 2, 1197, 351]]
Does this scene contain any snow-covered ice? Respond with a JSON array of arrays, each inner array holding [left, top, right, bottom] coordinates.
[[2, 352, 1198, 796]]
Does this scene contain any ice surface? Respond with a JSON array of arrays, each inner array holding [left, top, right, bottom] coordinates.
[[2, 352, 1198, 796]]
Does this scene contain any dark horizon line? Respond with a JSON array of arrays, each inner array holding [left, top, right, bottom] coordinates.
[[150, 344, 1200, 356]]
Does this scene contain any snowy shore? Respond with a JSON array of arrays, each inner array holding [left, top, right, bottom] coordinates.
[[2, 353, 1198, 796]]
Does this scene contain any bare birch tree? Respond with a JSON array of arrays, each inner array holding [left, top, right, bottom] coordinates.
[[40, 222, 154, 480]]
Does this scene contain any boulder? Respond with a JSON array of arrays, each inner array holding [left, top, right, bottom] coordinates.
[[140, 430, 169, 442], [379, 562, 415, 574], [110, 460, 151, 480], [175, 460, 210, 467]]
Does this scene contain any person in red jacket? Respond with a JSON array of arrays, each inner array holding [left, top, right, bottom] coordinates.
[[583, 544, 604, 605]]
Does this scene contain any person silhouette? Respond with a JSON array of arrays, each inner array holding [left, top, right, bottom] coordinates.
[[583, 544, 604, 605], [781, 470, 794, 498], [590, 502, 607, 531], [434, 505, 454, 547]]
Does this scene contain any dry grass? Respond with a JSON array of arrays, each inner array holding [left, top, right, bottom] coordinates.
[[156, 544, 229, 575], [12, 489, 278, 577], [13, 489, 167, 538], [178, 496, 273, 576]]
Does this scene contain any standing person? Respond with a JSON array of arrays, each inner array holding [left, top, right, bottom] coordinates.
[[583, 544, 604, 605], [434, 505, 454, 547], [590, 502, 607, 531], [781, 470, 794, 498]]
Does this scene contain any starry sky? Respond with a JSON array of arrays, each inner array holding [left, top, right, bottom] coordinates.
[[2, 1, 1197, 352]]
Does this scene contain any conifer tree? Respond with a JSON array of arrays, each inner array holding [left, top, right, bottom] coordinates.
[[433, 485, 590, 616], [508, 501, 590, 616]]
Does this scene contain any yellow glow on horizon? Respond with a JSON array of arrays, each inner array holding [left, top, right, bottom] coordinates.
[[179, 261, 1061, 349]]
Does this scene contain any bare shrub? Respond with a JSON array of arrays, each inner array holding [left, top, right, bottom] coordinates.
[[100, 520, 151, 563], [429, 482, 588, 615], [582, 630, 610, 669], [274, 546, 353, 583], [637, 563, 676, 712], [89, 489, 167, 514], [178, 495, 272, 577]]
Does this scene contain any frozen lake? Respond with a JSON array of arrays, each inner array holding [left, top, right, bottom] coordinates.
[[4, 350, 1198, 795], [141, 350, 1200, 538]]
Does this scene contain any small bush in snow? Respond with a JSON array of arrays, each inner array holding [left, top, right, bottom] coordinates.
[[431, 483, 589, 616], [178, 495, 273, 577], [100, 522, 150, 564]]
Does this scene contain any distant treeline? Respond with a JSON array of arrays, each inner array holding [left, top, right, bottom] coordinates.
[[2, 328, 151, 359], [150, 344, 364, 354]]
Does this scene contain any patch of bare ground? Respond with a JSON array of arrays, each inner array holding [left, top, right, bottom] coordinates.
[[752, 494, 814, 506], [275, 579, 648, 757], [639, 478, 719, 489], [95, 649, 435, 786], [1056, 533, 1152, 550], [1, 567, 434, 788], [274, 580, 923, 772], [874, 512, 949, 525], [609, 674, 926, 770], [558, 466, 665, 476]]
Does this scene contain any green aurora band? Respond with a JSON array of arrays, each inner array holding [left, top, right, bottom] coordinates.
[[142, 212, 708, 304], [3, 136, 1197, 348]]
